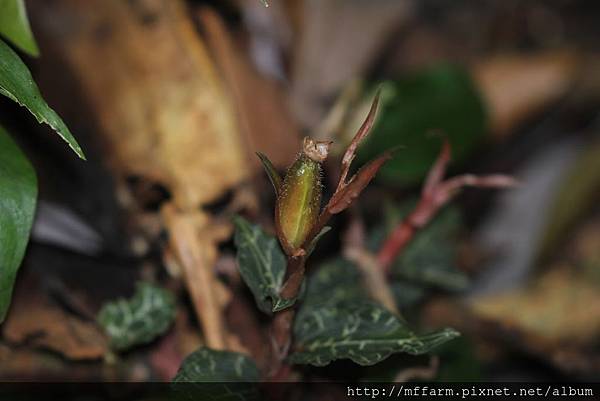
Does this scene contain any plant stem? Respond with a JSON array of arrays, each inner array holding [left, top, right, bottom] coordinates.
[[269, 255, 306, 375], [376, 197, 433, 272]]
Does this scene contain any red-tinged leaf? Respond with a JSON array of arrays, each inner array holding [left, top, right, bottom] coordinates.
[[337, 89, 381, 190], [328, 151, 393, 214]]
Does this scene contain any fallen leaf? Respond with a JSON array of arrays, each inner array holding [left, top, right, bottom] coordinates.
[[472, 52, 578, 139], [198, 7, 300, 169], [162, 204, 232, 350], [471, 266, 600, 346], [288, 0, 414, 128], [2, 275, 107, 360], [33, 0, 249, 210]]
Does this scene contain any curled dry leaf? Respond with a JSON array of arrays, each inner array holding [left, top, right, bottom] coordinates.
[[33, 0, 269, 355]]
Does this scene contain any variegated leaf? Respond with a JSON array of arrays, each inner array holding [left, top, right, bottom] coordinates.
[[233, 216, 295, 313], [173, 347, 260, 382], [290, 300, 459, 367], [297, 258, 367, 320], [97, 282, 176, 351], [172, 347, 261, 401]]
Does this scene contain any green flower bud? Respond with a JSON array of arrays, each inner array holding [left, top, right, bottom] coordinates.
[[276, 137, 330, 254]]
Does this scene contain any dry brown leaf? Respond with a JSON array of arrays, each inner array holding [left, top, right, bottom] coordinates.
[[33, 0, 248, 210], [161, 204, 232, 350], [288, 0, 414, 128], [32, 0, 264, 355], [2, 281, 107, 360], [470, 267, 600, 346], [472, 216, 600, 347], [472, 52, 578, 139], [198, 7, 300, 169]]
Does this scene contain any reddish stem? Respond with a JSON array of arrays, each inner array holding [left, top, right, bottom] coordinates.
[[376, 194, 439, 272], [376, 140, 517, 274]]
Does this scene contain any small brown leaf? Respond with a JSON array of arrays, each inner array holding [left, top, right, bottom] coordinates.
[[337, 89, 381, 191], [328, 151, 393, 214]]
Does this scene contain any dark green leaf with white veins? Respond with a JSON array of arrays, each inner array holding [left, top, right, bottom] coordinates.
[[0, 0, 39, 56], [233, 216, 294, 313], [290, 301, 459, 367], [0, 38, 85, 159], [97, 282, 176, 351], [173, 347, 260, 382], [172, 348, 261, 401], [0, 125, 37, 323], [297, 258, 367, 319]]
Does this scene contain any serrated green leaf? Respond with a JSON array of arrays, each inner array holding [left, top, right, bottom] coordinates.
[[97, 282, 176, 351], [290, 301, 459, 366], [0, 38, 85, 159], [357, 65, 486, 185], [172, 348, 261, 401], [233, 216, 296, 314], [0, 0, 39, 56], [0, 125, 37, 323]]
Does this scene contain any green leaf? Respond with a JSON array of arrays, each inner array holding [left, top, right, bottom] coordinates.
[[233, 216, 295, 314], [293, 259, 459, 367], [290, 300, 459, 366], [97, 282, 176, 351], [389, 281, 426, 308], [435, 335, 482, 381], [369, 200, 469, 293], [256, 152, 281, 196], [0, 125, 37, 323], [0, 0, 39, 57], [298, 258, 367, 316], [173, 347, 260, 382], [357, 65, 486, 185], [392, 208, 469, 291], [392, 207, 468, 292], [0, 38, 85, 159], [304, 225, 331, 257], [172, 347, 261, 401]]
